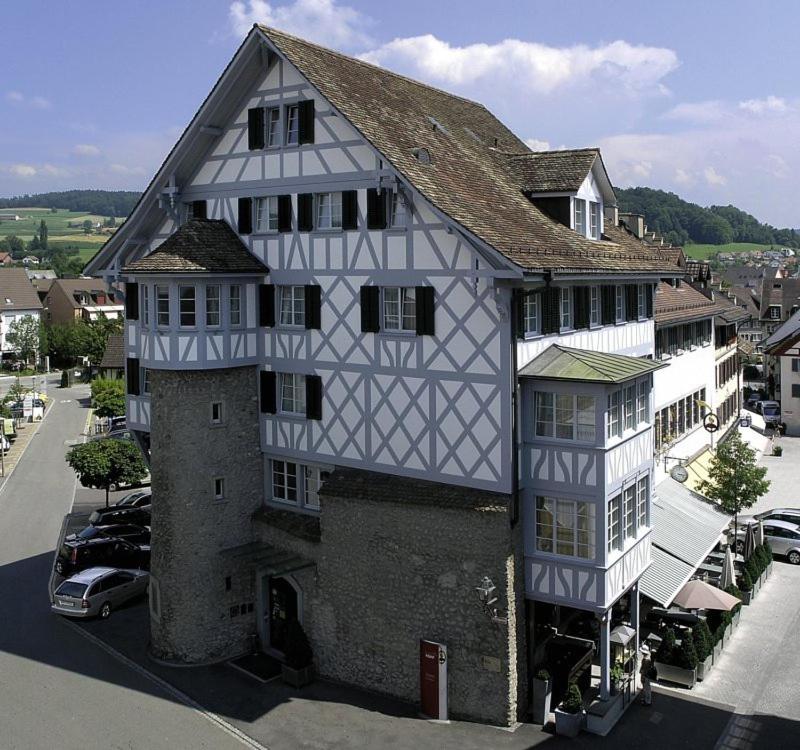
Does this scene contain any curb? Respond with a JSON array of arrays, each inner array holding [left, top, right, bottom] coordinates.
[[0, 398, 56, 497]]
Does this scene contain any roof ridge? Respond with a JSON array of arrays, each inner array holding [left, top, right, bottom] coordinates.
[[257, 25, 490, 111], [504, 147, 600, 158]]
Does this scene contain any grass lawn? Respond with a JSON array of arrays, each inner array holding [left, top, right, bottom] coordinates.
[[683, 242, 772, 259]]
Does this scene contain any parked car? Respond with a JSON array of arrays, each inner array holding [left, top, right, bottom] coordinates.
[[738, 508, 800, 528], [745, 393, 760, 410], [90, 429, 134, 443], [736, 520, 800, 564], [108, 416, 126, 431], [88, 505, 150, 528], [757, 400, 781, 427], [51, 567, 149, 619], [113, 489, 152, 509], [55, 536, 150, 577], [66, 523, 151, 546]]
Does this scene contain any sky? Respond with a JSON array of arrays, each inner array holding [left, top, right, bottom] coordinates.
[[2, 0, 799, 227]]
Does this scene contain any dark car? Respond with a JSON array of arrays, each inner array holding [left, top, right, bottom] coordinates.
[[88, 490, 151, 526], [66, 523, 151, 546], [55, 537, 149, 578]]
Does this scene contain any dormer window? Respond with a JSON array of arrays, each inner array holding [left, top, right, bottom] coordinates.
[[590, 201, 601, 239], [769, 305, 781, 320], [574, 199, 586, 235]]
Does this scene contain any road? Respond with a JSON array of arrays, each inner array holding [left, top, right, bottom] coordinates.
[[0, 379, 253, 750]]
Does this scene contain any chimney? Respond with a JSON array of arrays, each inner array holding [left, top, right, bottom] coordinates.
[[619, 212, 645, 239]]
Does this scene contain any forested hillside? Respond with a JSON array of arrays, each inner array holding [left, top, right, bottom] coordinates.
[[616, 187, 799, 248], [0, 190, 139, 217]]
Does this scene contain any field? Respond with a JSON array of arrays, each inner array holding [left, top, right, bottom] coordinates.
[[683, 242, 772, 260], [0, 207, 124, 263]]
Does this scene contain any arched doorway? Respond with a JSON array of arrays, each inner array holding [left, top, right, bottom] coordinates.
[[267, 576, 300, 653]]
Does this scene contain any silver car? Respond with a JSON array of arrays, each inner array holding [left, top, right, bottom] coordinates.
[[51, 567, 149, 619], [739, 508, 800, 528], [738, 520, 800, 565]]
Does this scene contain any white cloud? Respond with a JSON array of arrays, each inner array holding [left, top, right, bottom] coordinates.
[[73, 144, 101, 157], [663, 100, 728, 124], [524, 138, 551, 151], [8, 164, 37, 177], [5, 91, 51, 109], [6, 91, 23, 103], [765, 154, 789, 179], [703, 166, 726, 186], [360, 35, 678, 94], [674, 168, 693, 185], [739, 95, 788, 115], [109, 163, 146, 175], [229, 0, 372, 49]]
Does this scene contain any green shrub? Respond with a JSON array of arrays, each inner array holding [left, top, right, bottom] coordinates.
[[560, 683, 583, 714], [773, 445, 783, 456], [676, 631, 698, 670], [60, 369, 69, 388], [693, 620, 713, 662], [724, 584, 743, 614], [283, 619, 313, 670], [535, 669, 551, 682], [764, 543, 773, 563], [656, 627, 676, 663], [739, 568, 753, 593]]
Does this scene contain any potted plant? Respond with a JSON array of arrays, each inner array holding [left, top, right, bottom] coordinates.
[[532, 669, 552, 724], [693, 621, 714, 680], [654, 628, 697, 688], [281, 619, 314, 688], [773, 445, 783, 457], [610, 662, 624, 696], [738, 569, 753, 605], [724, 585, 743, 626], [764, 542, 774, 577], [554, 682, 584, 738]]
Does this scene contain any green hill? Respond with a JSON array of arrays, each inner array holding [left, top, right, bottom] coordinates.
[[0, 189, 139, 217]]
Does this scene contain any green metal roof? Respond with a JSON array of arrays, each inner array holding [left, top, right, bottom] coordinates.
[[518, 344, 667, 383]]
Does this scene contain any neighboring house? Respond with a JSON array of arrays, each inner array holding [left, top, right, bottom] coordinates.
[[710, 292, 750, 435], [41, 278, 124, 325], [0, 267, 43, 360], [758, 278, 800, 396], [98, 333, 124, 379], [86, 25, 681, 729], [764, 310, 800, 435], [21, 256, 40, 266], [0, 212, 21, 222], [0, 252, 12, 266], [26, 268, 57, 281]]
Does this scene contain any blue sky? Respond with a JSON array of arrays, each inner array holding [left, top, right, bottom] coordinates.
[[2, 0, 798, 227]]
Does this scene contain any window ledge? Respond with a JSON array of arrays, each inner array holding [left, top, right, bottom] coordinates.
[[253, 505, 321, 543]]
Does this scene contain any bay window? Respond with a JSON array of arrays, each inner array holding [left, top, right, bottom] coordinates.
[[607, 390, 621, 439], [608, 495, 621, 553], [536, 496, 595, 559], [535, 392, 596, 442], [623, 485, 636, 539], [156, 285, 169, 328], [636, 380, 648, 423], [179, 286, 195, 327], [229, 285, 241, 326], [205, 285, 220, 327], [637, 474, 649, 529]]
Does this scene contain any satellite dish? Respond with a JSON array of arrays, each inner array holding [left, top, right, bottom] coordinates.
[[670, 465, 689, 483]]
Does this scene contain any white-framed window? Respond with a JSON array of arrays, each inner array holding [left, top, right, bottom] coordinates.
[[590, 286, 600, 326], [255, 196, 279, 233], [523, 293, 540, 335], [271, 459, 326, 512], [272, 460, 298, 503], [142, 285, 150, 327], [636, 474, 649, 529], [156, 285, 170, 328], [229, 285, 241, 327], [624, 385, 636, 431], [536, 496, 595, 559], [769, 306, 780, 320], [574, 198, 586, 235], [560, 287, 572, 329], [535, 392, 596, 442], [304, 466, 326, 509], [214, 477, 225, 501], [316, 192, 342, 229], [637, 284, 647, 319], [636, 380, 648, 424], [280, 373, 306, 414], [383, 287, 416, 332], [389, 191, 406, 227], [179, 285, 196, 327], [623, 485, 636, 540], [608, 494, 621, 553], [607, 390, 622, 439], [211, 401, 223, 425], [279, 285, 305, 327], [615, 285, 624, 323], [285, 104, 299, 145], [266, 107, 281, 147], [206, 285, 220, 327], [589, 201, 601, 239], [141, 367, 151, 395]]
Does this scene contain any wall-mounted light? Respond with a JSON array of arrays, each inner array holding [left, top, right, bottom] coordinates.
[[475, 576, 508, 626]]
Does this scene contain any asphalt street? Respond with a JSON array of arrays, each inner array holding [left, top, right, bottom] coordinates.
[[0, 378, 255, 750]]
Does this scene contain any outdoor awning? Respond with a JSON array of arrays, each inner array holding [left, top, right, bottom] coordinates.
[[684, 448, 713, 493], [220, 541, 314, 576], [638, 478, 731, 607]]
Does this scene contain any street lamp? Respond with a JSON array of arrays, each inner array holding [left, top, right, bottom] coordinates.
[[475, 576, 507, 626]]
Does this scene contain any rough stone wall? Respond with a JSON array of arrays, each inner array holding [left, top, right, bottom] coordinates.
[[310, 494, 526, 726], [149, 366, 263, 663]]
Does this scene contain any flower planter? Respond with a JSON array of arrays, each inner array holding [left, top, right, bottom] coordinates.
[[281, 663, 314, 688], [532, 677, 552, 725], [741, 590, 753, 605], [696, 654, 713, 681], [554, 708, 584, 738], [654, 662, 697, 689]]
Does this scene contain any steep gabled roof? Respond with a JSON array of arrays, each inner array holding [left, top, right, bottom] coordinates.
[[655, 281, 716, 325], [99, 333, 125, 370], [0, 268, 43, 311], [501, 148, 608, 194], [518, 344, 666, 383], [124, 220, 268, 275], [764, 308, 800, 354]]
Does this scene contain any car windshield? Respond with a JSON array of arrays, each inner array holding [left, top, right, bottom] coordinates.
[[77, 527, 101, 540], [117, 494, 140, 507], [763, 406, 779, 415], [55, 582, 87, 598]]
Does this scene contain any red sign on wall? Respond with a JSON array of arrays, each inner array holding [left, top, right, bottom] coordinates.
[[420, 640, 447, 720]]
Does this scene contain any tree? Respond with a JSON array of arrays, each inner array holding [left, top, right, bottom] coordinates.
[[45, 322, 87, 365], [82, 219, 93, 234], [83, 315, 123, 365], [66, 439, 147, 507], [4, 235, 25, 258], [698, 432, 770, 545], [91, 378, 125, 418], [38, 219, 48, 250], [6, 315, 40, 366]]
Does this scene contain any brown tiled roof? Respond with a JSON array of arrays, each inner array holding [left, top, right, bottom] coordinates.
[[501, 148, 601, 193], [319, 466, 509, 512], [710, 293, 751, 324], [758, 278, 800, 319], [123, 219, 268, 275], [655, 281, 716, 325], [260, 26, 677, 276], [99, 333, 124, 370], [729, 285, 761, 317], [0, 268, 43, 312], [51, 278, 120, 308]]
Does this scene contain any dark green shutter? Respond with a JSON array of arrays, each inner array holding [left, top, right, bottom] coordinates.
[[360, 286, 380, 333], [601, 285, 615, 324], [542, 287, 560, 334], [514, 290, 525, 338], [415, 286, 435, 336], [126, 357, 140, 396], [237, 197, 252, 235], [277, 195, 292, 232], [626, 285, 637, 321], [573, 287, 590, 329], [305, 285, 321, 330], [305, 374, 322, 420], [646, 284, 654, 318], [125, 282, 139, 321], [260, 370, 276, 414], [366, 188, 387, 230], [248, 107, 265, 150], [259, 284, 275, 327], [297, 194, 313, 231], [298, 100, 315, 145], [192, 200, 207, 219], [341, 190, 358, 230]]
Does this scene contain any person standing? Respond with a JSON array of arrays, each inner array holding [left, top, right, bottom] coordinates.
[[640, 645, 654, 706]]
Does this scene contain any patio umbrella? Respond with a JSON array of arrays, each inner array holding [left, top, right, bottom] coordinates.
[[672, 579, 741, 611], [743, 522, 757, 560], [719, 545, 737, 590], [755, 520, 765, 547]]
